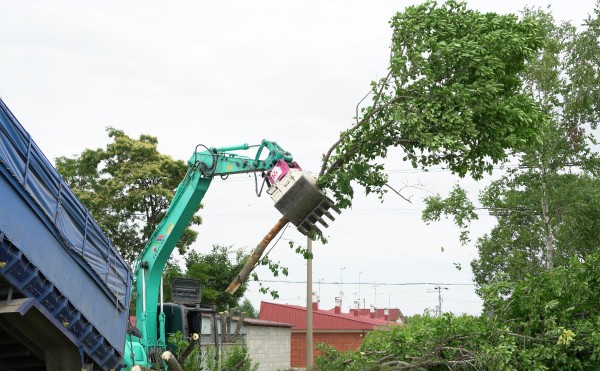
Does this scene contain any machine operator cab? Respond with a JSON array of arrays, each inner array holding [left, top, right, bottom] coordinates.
[[160, 278, 214, 353]]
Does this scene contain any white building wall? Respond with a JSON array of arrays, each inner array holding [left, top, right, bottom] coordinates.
[[245, 326, 291, 371]]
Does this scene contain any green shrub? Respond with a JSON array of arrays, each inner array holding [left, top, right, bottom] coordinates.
[[167, 332, 259, 371]]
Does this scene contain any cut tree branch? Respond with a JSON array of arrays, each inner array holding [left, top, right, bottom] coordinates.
[[319, 71, 393, 177], [177, 332, 199, 365], [384, 184, 412, 203], [162, 351, 184, 371], [226, 216, 289, 294]]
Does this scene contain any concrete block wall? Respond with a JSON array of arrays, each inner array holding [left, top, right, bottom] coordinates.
[[246, 326, 291, 371]]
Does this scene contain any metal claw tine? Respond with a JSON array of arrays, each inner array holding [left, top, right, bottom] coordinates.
[[316, 205, 335, 221], [325, 199, 341, 214], [312, 214, 328, 227]]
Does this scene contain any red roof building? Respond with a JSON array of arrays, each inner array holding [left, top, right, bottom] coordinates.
[[260, 300, 403, 368]]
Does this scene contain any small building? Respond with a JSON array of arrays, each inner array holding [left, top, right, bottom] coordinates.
[[259, 299, 403, 368], [244, 318, 293, 371], [130, 314, 293, 371]]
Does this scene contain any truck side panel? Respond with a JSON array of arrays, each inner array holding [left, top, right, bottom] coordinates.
[[0, 98, 132, 370]]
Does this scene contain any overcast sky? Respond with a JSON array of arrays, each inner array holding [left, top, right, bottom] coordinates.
[[1, 0, 597, 316]]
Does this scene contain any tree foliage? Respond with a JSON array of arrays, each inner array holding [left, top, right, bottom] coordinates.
[[317, 251, 600, 370], [169, 331, 259, 371], [472, 172, 600, 285], [55, 127, 201, 264], [164, 246, 249, 311], [237, 298, 258, 319], [318, 0, 545, 208], [316, 3, 600, 370], [422, 184, 477, 245], [422, 4, 600, 286], [185, 246, 249, 311], [55, 128, 271, 309]]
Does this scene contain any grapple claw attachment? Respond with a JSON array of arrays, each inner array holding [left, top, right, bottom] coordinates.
[[267, 167, 340, 237]]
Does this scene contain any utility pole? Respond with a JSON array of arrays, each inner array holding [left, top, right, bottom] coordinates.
[[374, 282, 377, 307], [339, 267, 346, 298], [306, 237, 313, 370], [433, 286, 448, 317], [318, 278, 323, 298], [358, 271, 363, 309]]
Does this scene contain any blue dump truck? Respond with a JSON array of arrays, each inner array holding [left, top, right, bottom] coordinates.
[[0, 98, 132, 370]]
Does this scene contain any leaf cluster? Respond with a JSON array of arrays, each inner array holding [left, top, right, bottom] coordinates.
[[164, 245, 249, 311], [56, 127, 198, 264], [319, 0, 545, 208], [422, 184, 478, 245], [167, 332, 259, 371], [317, 251, 600, 370], [421, 3, 600, 287]]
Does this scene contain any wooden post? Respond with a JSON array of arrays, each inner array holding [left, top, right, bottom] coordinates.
[[226, 217, 289, 294], [220, 312, 227, 345], [210, 315, 216, 344], [226, 311, 232, 342], [306, 236, 313, 370], [233, 312, 245, 341], [212, 312, 220, 368]]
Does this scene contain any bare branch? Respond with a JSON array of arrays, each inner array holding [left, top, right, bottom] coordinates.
[[319, 71, 394, 177], [384, 184, 412, 203]]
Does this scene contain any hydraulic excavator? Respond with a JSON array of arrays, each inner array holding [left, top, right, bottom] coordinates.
[[124, 140, 338, 369]]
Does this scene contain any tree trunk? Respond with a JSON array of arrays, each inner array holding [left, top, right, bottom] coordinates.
[[178, 332, 199, 365], [162, 351, 184, 371], [232, 312, 245, 342], [211, 315, 216, 344], [540, 164, 554, 269], [220, 312, 227, 344], [226, 311, 232, 341], [226, 216, 289, 294]]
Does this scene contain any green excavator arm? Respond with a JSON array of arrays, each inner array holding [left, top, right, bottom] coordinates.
[[123, 140, 338, 369]]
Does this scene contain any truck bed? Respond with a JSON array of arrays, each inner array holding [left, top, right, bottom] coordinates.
[[0, 98, 132, 370]]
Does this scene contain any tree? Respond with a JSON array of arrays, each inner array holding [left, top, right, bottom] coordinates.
[[423, 4, 600, 287], [316, 251, 600, 370], [237, 298, 258, 318], [472, 173, 600, 285], [315, 3, 600, 370], [163, 259, 185, 303], [165, 245, 249, 311], [318, 0, 545, 209], [161, 248, 251, 311], [56, 128, 258, 310], [55, 127, 201, 264]]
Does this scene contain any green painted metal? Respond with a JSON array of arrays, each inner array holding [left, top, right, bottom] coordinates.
[[123, 140, 293, 369]]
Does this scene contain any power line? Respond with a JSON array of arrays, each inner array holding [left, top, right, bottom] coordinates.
[[256, 280, 475, 286], [211, 164, 524, 181]]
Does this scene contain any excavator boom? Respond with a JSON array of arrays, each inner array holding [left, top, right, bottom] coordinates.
[[124, 140, 338, 369]]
